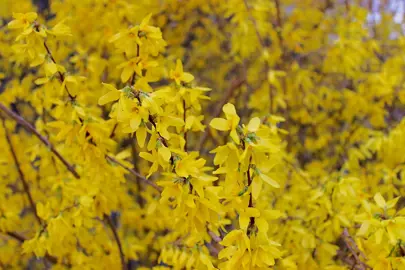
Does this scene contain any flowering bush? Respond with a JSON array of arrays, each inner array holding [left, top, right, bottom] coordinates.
[[1, 0, 405, 269]]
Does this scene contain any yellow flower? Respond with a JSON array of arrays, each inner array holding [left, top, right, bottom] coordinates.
[[46, 19, 72, 37], [170, 59, 194, 85], [238, 207, 260, 231], [117, 56, 158, 83], [210, 103, 240, 143], [98, 83, 122, 105], [8, 12, 37, 29], [139, 13, 162, 40], [109, 27, 141, 57]]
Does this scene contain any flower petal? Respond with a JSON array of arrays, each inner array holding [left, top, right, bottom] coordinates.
[[98, 90, 121, 105], [260, 173, 280, 188], [209, 118, 229, 131]]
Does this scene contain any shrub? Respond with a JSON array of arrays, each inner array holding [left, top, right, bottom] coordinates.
[[1, 0, 405, 269]]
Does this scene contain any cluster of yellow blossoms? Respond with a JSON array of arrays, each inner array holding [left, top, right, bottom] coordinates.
[[2, 0, 405, 269]]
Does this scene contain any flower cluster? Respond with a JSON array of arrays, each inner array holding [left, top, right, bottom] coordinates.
[[2, 1, 405, 270]]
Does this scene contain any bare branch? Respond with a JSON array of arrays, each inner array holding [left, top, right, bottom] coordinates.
[[2, 232, 58, 264], [105, 155, 162, 192], [40, 32, 76, 101], [0, 103, 80, 179], [341, 228, 371, 270], [1, 116, 42, 225], [104, 214, 127, 270], [208, 230, 222, 243]]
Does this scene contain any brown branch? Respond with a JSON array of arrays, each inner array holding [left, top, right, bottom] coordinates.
[[130, 73, 136, 86], [274, 0, 283, 31], [0, 103, 80, 179], [2, 232, 58, 264], [104, 214, 127, 270], [207, 229, 223, 257], [40, 30, 76, 101], [5, 232, 26, 242], [130, 138, 144, 207], [129, 44, 139, 86], [208, 230, 222, 243], [105, 155, 162, 192], [247, 157, 255, 234], [147, 114, 170, 149], [132, 89, 170, 153], [1, 116, 42, 225], [41, 108, 60, 174], [197, 78, 245, 151], [131, 88, 179, 171], [344, 0, 350, 13], [109, 123, 118, 139], [206, 242, 220, 257], [108, 88, 174, 186], [341, 228, 370, 269]]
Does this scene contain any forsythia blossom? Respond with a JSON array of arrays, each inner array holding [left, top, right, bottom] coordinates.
[[1, 1, 405, 270]]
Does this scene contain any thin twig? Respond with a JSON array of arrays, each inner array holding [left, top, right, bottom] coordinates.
[[2, 232, 58, 264], [130, 138, 144, 207], [341, 228, 371, 269], [36, 23, 75, 101], [0, 102, 80, 179], [1, 116, 42, 225], [41, 108, 60, 174], [344, 0, 350, 13], [43, 44, 75, 100], [132, 88, 178, 168], [129, 44, 139, 86], [247, 157, 256, 234], [5, 232, 26, 242], [109, 123, 118, 139], [274, 0, 283, 32], [208, 230, 222, 243], [104, 214, 127, 270], [105, 155, 162, 192]]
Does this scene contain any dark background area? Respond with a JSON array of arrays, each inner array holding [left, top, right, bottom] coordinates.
[[32, 0, 49, 13]]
